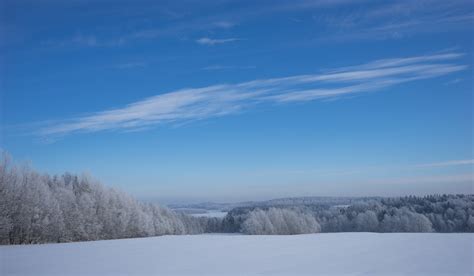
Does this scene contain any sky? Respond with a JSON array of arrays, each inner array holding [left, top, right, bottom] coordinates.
[[0, 0, 473, 203]]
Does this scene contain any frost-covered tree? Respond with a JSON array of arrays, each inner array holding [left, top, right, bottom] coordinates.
[[223, 194, 473, 234], [354, 210, 379, 232], [242, 208, 321, 235], [0, 154, 14, 242], [380, 208, 433, 232], [242, 209, 276, 235], [0, 152, 214, 244]]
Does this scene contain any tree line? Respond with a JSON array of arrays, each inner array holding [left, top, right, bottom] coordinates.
[[1, 153, 473, 244], [223, 194, 474, 234], [0, 154, 220, 244]]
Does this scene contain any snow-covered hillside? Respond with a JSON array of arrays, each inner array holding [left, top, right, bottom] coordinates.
[[1, 233, 472, 275], [190, 210, 228, 218]]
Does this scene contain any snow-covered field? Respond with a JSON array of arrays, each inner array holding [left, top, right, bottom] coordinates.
[[1, 233, 472, 275]]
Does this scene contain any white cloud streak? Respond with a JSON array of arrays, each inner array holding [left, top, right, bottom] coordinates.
[[37, 52, 467, 137], [202, 65, 256, 70], [366, 173, 473, 186], [316, 1, 474, 41], [196, 37, 240, 45], [212, 21, 236, 28], [414, 159, 474, 168]]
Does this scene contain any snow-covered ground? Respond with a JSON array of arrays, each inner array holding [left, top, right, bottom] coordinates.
[[1, 233, 472, 275]]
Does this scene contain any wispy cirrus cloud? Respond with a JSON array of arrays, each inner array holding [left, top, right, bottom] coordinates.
[[114, 61, 147, 70], [315, 1, 474, 41], [196, 37, 241, 45], [202, 65, 256, 71], [365, 173, 473, 186], [413, 159, 474, 168], [247, 159, 474, 177], [35, 1, 473, 49], [212, 21, 236, 29], [35, 52, 467, 137]]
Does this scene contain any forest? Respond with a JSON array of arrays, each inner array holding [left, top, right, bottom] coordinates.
[[1, 153, 473, 244], [0, 154, 219, 244], [224, 194, 474, 234]]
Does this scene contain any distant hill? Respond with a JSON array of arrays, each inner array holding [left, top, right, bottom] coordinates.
[[167, 196, 381, 211]]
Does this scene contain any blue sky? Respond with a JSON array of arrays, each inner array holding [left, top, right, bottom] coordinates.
[[1, 0, 473, 203]]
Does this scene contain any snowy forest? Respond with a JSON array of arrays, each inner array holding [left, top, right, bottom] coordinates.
[[0, 154, 218, 244], [224, 194, 474, 234], [1, 154, 473, 245]]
